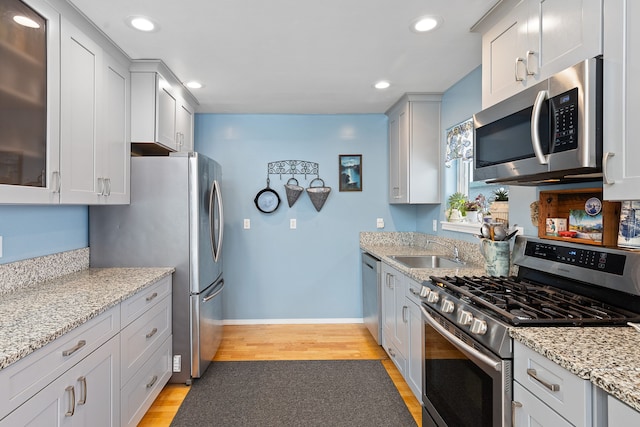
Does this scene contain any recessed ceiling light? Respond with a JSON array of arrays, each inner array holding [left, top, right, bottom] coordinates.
[[185, 81, 203, 89], [126, 16, 158, 32], [374, 80, 391, 90], [13, 15, 40, 28], [411, 15, 443, 33]]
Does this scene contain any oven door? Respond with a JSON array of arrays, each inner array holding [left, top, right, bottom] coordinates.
[[421, 305, 512, 427]]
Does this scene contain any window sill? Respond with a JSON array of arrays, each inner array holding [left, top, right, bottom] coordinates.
[[440, 221, 482, 235]]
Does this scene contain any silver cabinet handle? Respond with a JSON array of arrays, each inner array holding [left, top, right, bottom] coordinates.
[[146, 375, 158, 389], [52, 171, 61, 194], [62, 340, 86, 357], [402, 306, 408, 323], [145, 327, 158, 339], [77, 376, 87, 405], [525, 50, 536, 76], [97, 177, 105, 196], [512, 401, 522, 426], [104, 178, 111, 196], [515, 57, 525, 81], [65, 386, 75, 416], [603, 152, 616, 185], [145, 292, 158, 302], [526, 368, 560, 391]]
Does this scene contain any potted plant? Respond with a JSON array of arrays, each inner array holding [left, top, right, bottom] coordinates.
[[490, 187, 509, 225], [447, 192, 467, 221], [464, 199, 483, 223]]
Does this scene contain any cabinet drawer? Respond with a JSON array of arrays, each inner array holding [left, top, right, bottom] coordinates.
[[120, 335, 172, 427], [121, 275, 172, 328], [383, 333, 406, 378], [405, 279, 423, 305], [120, 295, 171, 385], [514, 341, 591, 426], [0, 305, 120, 419], [513, 381, 573, 427]]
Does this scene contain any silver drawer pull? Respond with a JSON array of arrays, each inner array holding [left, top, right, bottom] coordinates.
[[146, 375, 158, 389], [512, 401, 522, 426], [145, 292, 158, 302], [62, 340, 86, 357], [527, 368, 560, 391], [77, 376, 87, 405], [65, 386, 75, 416], [146, 327, 158, 339]]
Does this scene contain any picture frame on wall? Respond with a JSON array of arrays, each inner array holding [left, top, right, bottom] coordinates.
[[339, 154, 362, 192]]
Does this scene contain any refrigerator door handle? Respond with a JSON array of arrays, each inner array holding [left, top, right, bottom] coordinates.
[[203, 279, 225, 303], [210, 179, 224, 262]]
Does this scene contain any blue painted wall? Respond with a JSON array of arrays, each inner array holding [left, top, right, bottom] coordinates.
[[195, 114, 417, 321], [0, 205, 88, 264]]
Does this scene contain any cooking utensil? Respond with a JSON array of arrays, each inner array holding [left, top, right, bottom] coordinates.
[[254, 178, 281, 213], [493, 225, 507, 241], [504, 229, 519, 241], [480, 224, 491, 239]]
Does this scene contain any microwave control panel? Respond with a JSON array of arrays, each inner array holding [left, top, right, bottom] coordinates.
[[550, 88, 579, 153]]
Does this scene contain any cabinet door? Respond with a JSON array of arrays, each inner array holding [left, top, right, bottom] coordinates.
[[99, 53, 130, 204], [176, 100, 194, 152], [608, 395, 640, 426], [157, 80, 177, 150], [381, 265, 396, 343], [0, 0, 61, 204], [481, 0, 531, 108], [388, 104, 408, 203], [513, 381, 573, 427], [0, 337, 119, 427], [536, 0, 602, 80], [59, 19, 101, 204], [406, 299, 423, 402], [603, 0, 640, 200]]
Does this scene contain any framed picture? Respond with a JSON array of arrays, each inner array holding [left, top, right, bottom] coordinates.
[[339, 154, 362, 192]]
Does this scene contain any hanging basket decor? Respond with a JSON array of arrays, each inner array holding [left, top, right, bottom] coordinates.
[[306, 178, 331, 212], [284, 177, 304, 207]]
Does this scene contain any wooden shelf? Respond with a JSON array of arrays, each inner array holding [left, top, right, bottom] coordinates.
[[538, 188, 621, 247]]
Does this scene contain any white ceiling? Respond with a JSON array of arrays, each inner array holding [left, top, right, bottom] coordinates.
[[67, 0, 497, 114]]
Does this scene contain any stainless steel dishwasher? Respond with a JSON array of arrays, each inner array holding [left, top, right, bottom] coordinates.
[[361, 252, 381, 344]]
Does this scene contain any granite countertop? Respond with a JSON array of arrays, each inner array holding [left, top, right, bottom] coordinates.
[[510, 327, 640, 412], [0, 267, 174, 371], [360, 232, 486, 282]]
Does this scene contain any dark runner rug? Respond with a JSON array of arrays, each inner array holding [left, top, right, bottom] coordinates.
[[170, 360, 417, 427]]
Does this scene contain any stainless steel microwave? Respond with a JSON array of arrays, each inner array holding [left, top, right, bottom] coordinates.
[[473, 57, 602, 185]]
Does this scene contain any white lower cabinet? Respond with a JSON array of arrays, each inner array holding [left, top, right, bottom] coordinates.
[[0, 275, 172, 426], [1, 336, 120, 427], [381, 263, 423, 402], [608, 395, 640, 426], [513, 341, 592, 426], [405, 279, 423, 402]]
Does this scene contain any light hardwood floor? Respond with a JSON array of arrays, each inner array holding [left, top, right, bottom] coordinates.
[[138, 324, 421, 426]]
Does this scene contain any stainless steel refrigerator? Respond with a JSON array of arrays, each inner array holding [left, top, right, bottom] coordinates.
[[89, 152, 224, 384]]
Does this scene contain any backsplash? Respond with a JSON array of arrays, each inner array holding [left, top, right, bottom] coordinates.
[[0, 248, 89, 296]]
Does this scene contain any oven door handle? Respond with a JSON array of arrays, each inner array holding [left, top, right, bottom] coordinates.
[[421, 306, 502, 372]]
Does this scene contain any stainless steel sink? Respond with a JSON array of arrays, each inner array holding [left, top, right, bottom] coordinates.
[[390, 255, 467, 269]]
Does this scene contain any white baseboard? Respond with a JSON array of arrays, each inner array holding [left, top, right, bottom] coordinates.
[[223, 318, 364, 325]]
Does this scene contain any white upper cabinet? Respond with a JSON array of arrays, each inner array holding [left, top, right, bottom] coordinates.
[[59, 19, 130, 205], [0, 0, 61, 204], [386, 94, 441, 205], [602, 0, 640, 200], [130, 61, 198, 154], [479, 0, 603, 108]]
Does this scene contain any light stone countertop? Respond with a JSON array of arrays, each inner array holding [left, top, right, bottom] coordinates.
[[0, 267, 174, 371], [510, 327, 640, 412]]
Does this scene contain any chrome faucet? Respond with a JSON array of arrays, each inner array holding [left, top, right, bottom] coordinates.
[[427, 240, 462, 263]]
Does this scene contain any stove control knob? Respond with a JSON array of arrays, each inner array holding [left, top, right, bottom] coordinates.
[[470, 318, 488, 335], [441, 299, 455, 314], [457, 310, 474, 326], [426, 291, 439, 304], [419, 287, 430, 298]]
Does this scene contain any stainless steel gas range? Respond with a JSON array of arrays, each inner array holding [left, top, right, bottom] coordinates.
[[420, 236, 640, 427]]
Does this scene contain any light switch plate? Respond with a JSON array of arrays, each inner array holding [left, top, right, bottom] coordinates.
[[376, 218, 384, 229], [243, 219, 250, 229], [433, 219, 438, 232]]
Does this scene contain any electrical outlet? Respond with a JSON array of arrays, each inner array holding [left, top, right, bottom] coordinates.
[[433, 219, 438, 232], [376, 218, 384, 229], [173, 355, 181, 372], [290, 218, 297, 229], [243, 219, 250, 229]]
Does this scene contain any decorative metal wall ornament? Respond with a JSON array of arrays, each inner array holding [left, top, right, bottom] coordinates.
[[254, 160, 331, 213]]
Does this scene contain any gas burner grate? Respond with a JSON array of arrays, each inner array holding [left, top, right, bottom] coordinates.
[[429, 275, 640, 326]]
